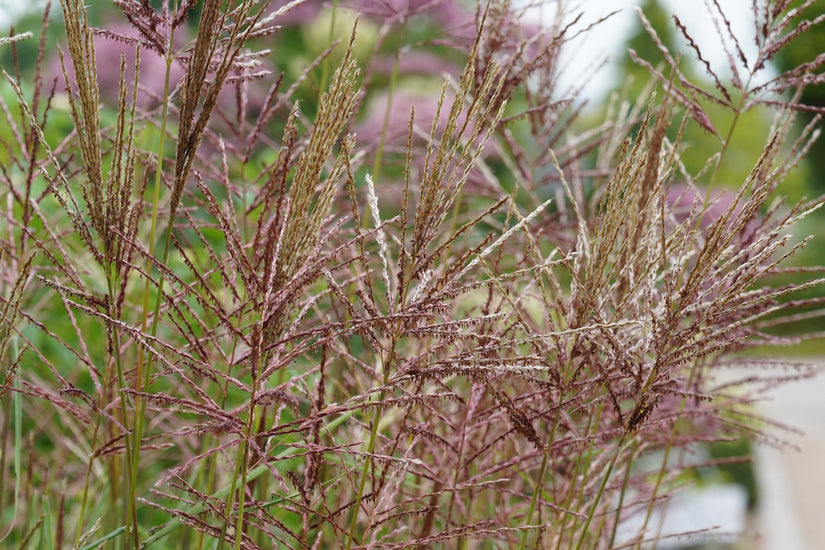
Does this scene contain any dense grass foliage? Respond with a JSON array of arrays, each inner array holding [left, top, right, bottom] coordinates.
[[1, 1, 824, 548]]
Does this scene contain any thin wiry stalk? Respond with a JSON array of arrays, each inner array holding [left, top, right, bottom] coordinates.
[[4, 1, 825, 548]]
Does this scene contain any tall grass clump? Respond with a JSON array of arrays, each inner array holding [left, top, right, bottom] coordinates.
[[1, 0, 824, 548]]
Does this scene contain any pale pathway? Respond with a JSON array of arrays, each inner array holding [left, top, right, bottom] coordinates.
[[755, 366, 825, 550]]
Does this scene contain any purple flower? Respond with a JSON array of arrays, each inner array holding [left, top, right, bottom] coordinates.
[[51, 21, 270, 116], [666, 184, 743, 229]]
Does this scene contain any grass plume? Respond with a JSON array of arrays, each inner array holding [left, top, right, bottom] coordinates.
[[0, 1, 824, 548]]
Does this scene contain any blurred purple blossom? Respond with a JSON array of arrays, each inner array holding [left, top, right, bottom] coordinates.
[[271, 0, 475, 40], [51, 21, 269, 115], [667, 184, 743, 229]]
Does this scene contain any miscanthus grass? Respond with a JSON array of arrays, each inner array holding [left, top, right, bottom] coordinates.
[[1, 0, 824, 548]]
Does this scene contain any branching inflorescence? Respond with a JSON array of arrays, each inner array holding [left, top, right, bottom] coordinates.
[[0, 0, 824, 548]]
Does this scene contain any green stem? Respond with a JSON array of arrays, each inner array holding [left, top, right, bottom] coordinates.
[[573, 432, 628, 550], [632, 363, 702, 550], [701, 74, 752, 200], [344, 405, 380, 550], [609, 443, 636, 547], [233, 404, 257, 550], [126, 9, 179, 547], [343, 313, 406, 549], [518, 408, 566, 550], [318, 0, 340, 95], [74, 313, 119, 546], [102, 271, 138, 550], [142, 409, 358, 547], [518, 448, 550, 549], [369, 30, 404, 190]]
